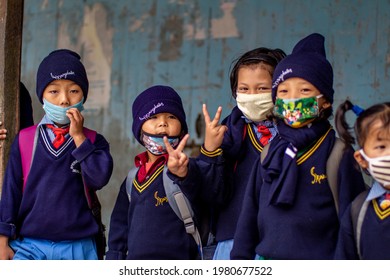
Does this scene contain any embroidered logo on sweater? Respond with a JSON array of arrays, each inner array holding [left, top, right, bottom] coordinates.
[[70, 160, 81, 174], [154, 191, 168, 206], [310, 166, 326, 184], [373, 199, 390, 220]]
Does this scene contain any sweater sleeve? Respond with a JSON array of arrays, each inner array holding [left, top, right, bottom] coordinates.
[[106, 178, 129, 260], [72, 133, 114, 190], [166, 157, 203, 202], [230, 161, 261, 260], [0, 135, 23, 238], [194, 107, 246, 206], [194, 149, 227, 205]]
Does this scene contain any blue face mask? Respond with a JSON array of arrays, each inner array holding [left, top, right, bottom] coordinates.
[[43, 98, 84, 125], [141, 131, 180, 155]]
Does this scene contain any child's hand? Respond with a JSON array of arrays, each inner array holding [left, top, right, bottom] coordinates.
[[164, 134, 190, 178], [203, 104, 227, 151], [67, 108, 86, 147], [0, 129, 7, 140], [0, 235, 14, 260]]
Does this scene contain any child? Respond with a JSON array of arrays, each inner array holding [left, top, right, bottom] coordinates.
[[199, 47, 286, 259], [0, 49, 114, 260], [231, 33, 366, 260], [335, 101, 390, 259], [106, 85, 201, 260]]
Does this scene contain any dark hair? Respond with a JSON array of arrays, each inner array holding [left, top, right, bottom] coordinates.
[[229, 47, 286, 99], [335, 100, 390, 148]]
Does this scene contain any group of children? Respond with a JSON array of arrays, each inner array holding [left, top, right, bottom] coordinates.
[[0, 33, 388, 260]]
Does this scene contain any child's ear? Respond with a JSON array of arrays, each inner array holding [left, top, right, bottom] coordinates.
[[354, 150, 368, 169], [321, 100, 331, 110]]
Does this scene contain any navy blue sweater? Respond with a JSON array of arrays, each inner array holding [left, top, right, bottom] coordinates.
[[335, 187, 390, 259], [0, 123, 113, 241], [106, 158, 201, 260], [197, 106, 268, 242], [231, 129, 366, 259]]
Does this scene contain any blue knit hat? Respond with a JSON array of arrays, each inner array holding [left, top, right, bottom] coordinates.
[[132, 85, 188, 145], [272, 33, 334, 104], [36, 49, 89, 104]]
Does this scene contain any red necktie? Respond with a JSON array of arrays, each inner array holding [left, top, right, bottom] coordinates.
[[46, 124, 70, 149], [258, 125, 271, 146]]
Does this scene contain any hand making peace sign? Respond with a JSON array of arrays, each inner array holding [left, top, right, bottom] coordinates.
[[163, 133, 190, 178], [203, 104, 228, 152]]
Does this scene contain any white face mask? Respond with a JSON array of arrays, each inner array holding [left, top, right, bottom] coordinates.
[[360, 149, 390, 187], [236, 92, 273, 122]]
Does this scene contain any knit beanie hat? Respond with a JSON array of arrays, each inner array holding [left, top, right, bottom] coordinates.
[[272, 33, 334, 104], [36, 49, 89, 104], [132, 85, 188, 145]]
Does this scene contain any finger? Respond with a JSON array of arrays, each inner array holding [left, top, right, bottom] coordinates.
[[211, 106, 223, 125], [67, 108, 81, 119], [163, 136, 175, 154], [176, 134, 189, 152], [179, 154, 189, 166], [67, 109, 84, 125], [202, 104, 211, 124]]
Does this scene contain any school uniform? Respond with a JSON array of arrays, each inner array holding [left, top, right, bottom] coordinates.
[[198, 107, 278, 248], [106, 152, 200, 260], [231, 121, 366, 260], [335, 181, 390, 259], [0, 116, 113, 258]]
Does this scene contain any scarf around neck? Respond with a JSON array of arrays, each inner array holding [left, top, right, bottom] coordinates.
[[262, 119, 331, 207]]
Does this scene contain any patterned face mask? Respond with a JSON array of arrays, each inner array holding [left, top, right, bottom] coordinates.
[[273, 95, 322, 128], [141, 131, 180, 155], [360, 149, 390, 187]]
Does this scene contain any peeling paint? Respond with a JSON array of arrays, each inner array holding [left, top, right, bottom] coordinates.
[[40, 0, 49, 10], [211, 2, 239, 39], [58, 3, 113, 112], [159, 14, 184, 61]]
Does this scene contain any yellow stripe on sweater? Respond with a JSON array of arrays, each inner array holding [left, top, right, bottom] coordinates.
[[133, 164, 165, 193], [296, 128, 332, 165]]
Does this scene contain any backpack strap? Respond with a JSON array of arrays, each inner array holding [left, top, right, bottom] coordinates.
[[351, 189, 369, 259], [125, 166, 203, 259], [125, 167, 138, 203], [19, 125, 39, 191], [162, 166, 203, 259], [326, 137, 345, 216]]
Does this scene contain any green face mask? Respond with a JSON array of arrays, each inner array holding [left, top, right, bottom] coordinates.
[[273, 95, 322, 128]]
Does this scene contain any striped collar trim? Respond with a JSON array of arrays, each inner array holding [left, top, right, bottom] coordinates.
[[133, 164, 164, 193], [40, 125, 73, 157], [247, 124, 264, 152]]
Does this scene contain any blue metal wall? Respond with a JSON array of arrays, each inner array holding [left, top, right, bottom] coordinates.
[[21, 0, 390, 227]]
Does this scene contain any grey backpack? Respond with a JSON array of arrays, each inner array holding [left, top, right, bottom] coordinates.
[[125, 166, 204, 259]]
